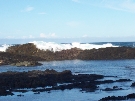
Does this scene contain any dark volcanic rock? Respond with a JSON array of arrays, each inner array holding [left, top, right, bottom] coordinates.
[[0, 87, 14, 96], [0, 70, 72, 89], [6, 43, 82, 61], [0, 43, 43, 66], [6, 43, 39, 56], [99, 95, 127, 101], [99, 93, 135, 101], [0, 52, 43, 65], [131, 82, 135, 87], [5, 43, 135, 61], [102, 87, 123, 91], [0, 70, 105, 96], [1, 43, 135, 66], [77, 47, 135, 60], [10, 61, 42, 67]]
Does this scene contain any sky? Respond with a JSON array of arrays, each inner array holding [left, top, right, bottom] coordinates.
[[0, 0, 135, 43]]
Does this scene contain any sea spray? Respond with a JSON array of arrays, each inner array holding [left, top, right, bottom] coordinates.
[[30, 41, 118, 52], [0, 41, 118, 52], [0, 44, 11, 52]]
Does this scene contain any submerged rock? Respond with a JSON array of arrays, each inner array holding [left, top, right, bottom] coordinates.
[[99, 93, 135, 101], [10, 61, 42, 67], [131, 82, 135, 87], [0, 87, 14, 96]]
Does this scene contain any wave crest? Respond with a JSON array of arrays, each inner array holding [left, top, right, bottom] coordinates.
[[29, 41, 118, 52]]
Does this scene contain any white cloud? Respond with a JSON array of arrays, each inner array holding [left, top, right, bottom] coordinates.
[[101, 0, 135, 13], [40, 33, 56, 38], [38, 12, 46, 15], [21, 6, 34, 12], [121, 0, 135, 12]]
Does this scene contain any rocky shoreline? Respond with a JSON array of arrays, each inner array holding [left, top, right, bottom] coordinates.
[[0, 69, 135, 100], [0, 43, 135, 100], [1, 43, 135, 66]]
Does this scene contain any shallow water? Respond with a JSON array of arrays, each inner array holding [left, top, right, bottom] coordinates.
[[0, 59, 135, 101], [1, 59, 135, 78]]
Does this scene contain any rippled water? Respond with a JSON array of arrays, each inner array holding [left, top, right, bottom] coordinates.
[[0, 59, 135, 101]]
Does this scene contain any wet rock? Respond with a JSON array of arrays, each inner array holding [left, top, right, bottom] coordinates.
[[0, 70, 72, 90], [10, 61, 42, 67], [0, 70, 105, 96], [103, 87, 123, 91], [33, 92, 40, 94], [99, 93, 135, 101], [131, 82, 135, 87], [116, 79, 132, 82], [127, 93, 135, 99], [99, 95, 127, 101], [0, 87, 14, 96], [73, 74, 104, 82], [17, 94, 24, 97]]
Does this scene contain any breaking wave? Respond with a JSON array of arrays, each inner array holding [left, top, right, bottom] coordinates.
[[0, 41, 119, 52], [0, 44, 11, 52], [29, 41, 118, 52]]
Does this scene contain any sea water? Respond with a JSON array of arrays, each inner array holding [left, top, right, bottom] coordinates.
[[0, 60, 135, 101], [0, 41, 135, 101]]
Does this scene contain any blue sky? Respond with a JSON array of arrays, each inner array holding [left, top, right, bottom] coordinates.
[[0, 0, 135, 42]]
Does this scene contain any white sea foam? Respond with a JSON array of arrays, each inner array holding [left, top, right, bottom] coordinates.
[[30, 41, 118, 52], [0, 44, 10, 52], [0, 41, 118, 52]]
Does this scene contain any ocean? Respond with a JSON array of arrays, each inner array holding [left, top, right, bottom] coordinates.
[[0, 41, 135, 101]]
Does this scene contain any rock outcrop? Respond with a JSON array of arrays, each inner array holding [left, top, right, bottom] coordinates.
[[0, 70, 104, 96], [77, 47, 135, 60], [0, 43, 135, 66], [6, 43, 82, 61], [99, 93, 135, 101], [0, 69, 133, 97]]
